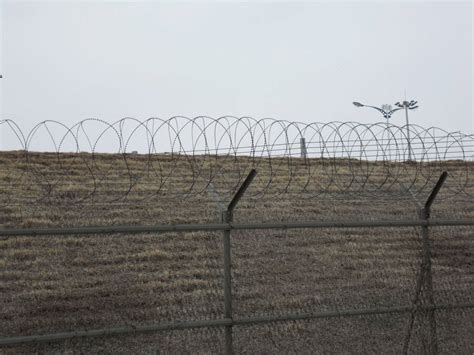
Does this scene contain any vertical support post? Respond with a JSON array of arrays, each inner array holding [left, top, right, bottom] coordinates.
[[222, 169, 257, 355], [221, 210, 233, 355], [419, 206, 437, 354], [300, 138, 307, 163], [403, 172, 446, 354], [420, 171, 447, 354], [385, 118, 392, 161], [404, 102, 412, 162]]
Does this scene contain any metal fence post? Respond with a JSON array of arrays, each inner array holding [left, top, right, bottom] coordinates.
[[419, 207, 437, 354], [404, 172, 447, 355], [222, 169, 257, 355], [300, 138, 307, 163], [221, 209, 233, 355]]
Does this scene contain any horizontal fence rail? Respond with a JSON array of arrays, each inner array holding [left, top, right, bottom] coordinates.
[[1, 218, 473, 237], [1, 303, 473, 347]]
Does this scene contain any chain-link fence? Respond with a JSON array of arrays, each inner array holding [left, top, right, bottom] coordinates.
[[1, 171, 472, 354]]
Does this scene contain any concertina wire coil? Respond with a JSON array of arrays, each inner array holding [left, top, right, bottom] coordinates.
[[0, 116, 473, 203]]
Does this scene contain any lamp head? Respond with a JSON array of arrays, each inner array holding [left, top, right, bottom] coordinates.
[[353, 101, 364, 107]]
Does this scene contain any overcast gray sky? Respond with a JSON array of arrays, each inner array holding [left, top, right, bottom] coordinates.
[[0, 0, 473, 151]]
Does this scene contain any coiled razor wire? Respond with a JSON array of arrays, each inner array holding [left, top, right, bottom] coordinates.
[[0, 117, 473, 203]]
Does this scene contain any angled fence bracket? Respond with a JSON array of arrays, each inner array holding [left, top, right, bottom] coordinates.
[[221, 169, 257, 355], [422, 171, 448, 219]]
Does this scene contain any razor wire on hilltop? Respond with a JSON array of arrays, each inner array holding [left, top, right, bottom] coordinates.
[[0, 117, 473, 203]]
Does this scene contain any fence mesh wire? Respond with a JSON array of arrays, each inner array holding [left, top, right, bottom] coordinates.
[[3, 328, 226, 354], [231, 226, 421, 319], [1, 221, 472, 353], [234, 314, 409, 354], [1, 231, 224, 336]]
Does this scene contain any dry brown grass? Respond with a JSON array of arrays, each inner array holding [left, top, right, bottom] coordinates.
[[0, 152, 473, 353]]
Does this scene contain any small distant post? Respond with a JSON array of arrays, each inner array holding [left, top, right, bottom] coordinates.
[[300, 138, 307, 163]]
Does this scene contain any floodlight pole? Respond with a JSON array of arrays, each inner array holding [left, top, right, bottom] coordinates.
[[353, 100, 419, 162], [402, 101, 413, 161]]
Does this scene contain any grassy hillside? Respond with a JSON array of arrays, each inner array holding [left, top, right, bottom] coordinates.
[[0, 151, 473, 353]]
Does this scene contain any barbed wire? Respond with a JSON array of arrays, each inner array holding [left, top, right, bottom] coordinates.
[[0, 117, 473, 203]]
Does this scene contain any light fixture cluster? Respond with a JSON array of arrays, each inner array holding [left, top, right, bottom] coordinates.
[[395, 100, 418, 109]]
